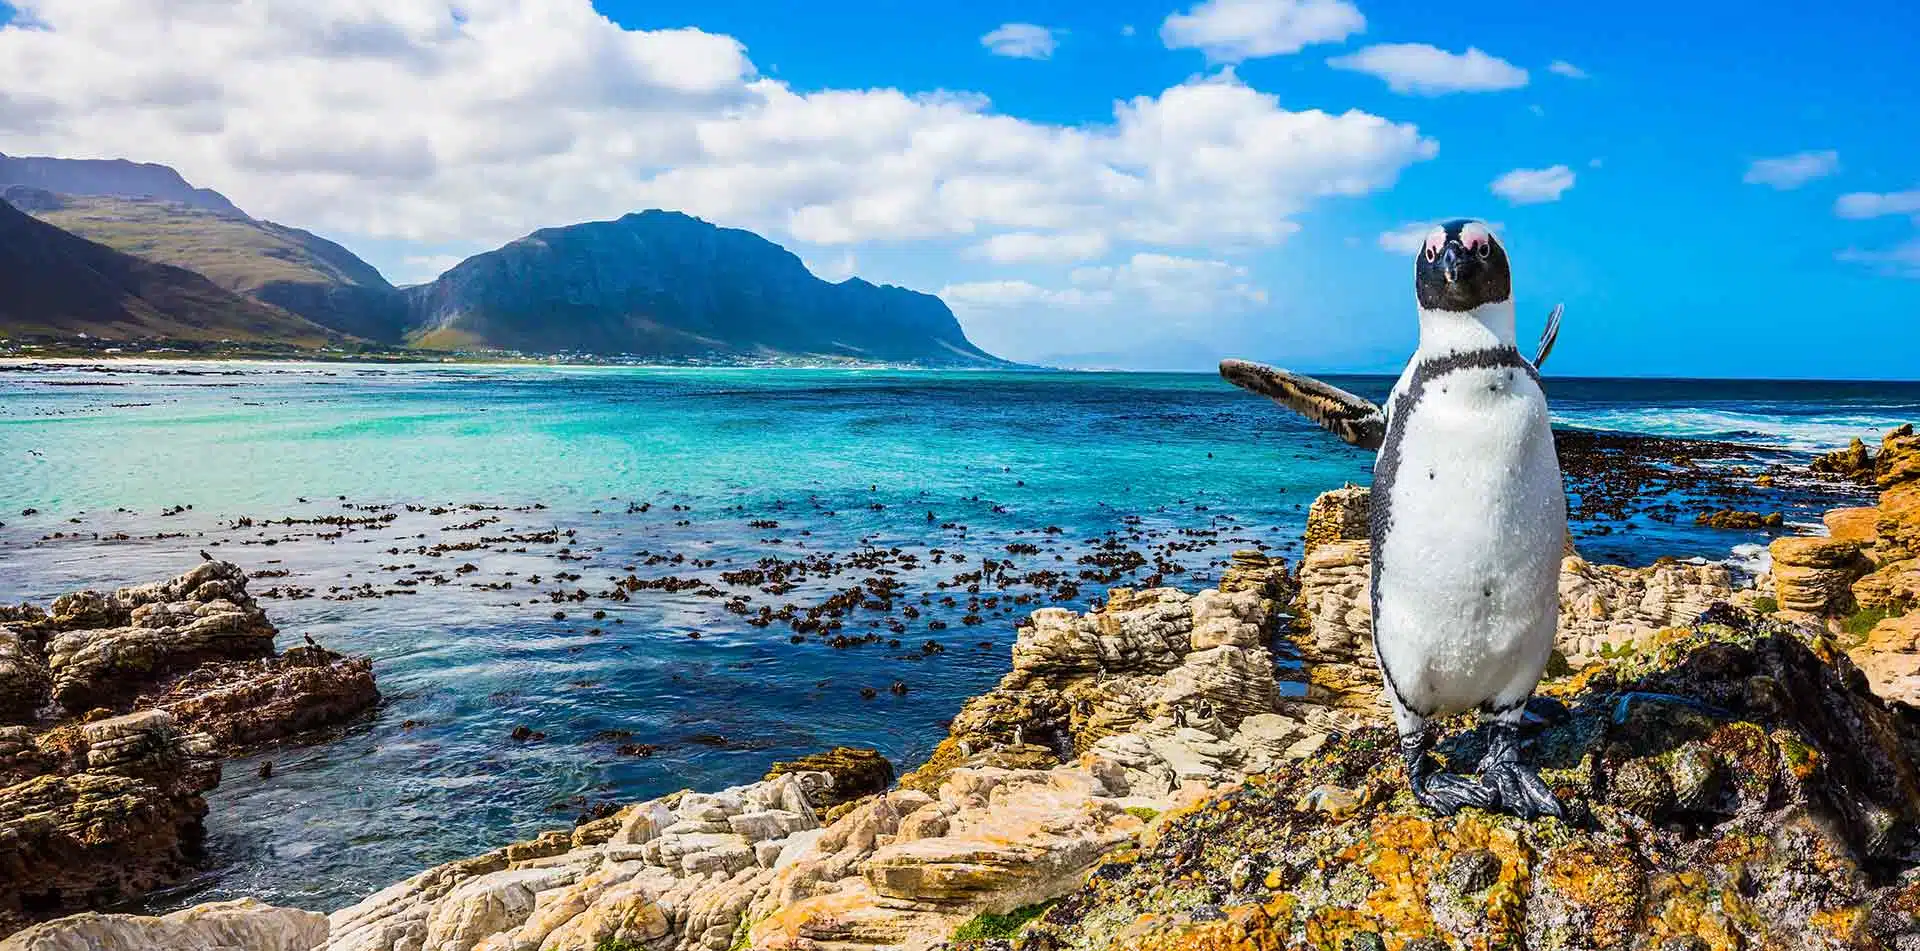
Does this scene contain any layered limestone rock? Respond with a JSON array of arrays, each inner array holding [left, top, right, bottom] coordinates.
[[1768, 425, 1920, 702], [1018, 613, 1920, 950], [0, 710, 221, 936], [1556, 557, 1736, 665], [1769, 534, 1872, 616], [323, 772, 825, 951], [897, 552, 1298, 799], [37, 560, 279, 712], [0, 898, 326, 951], [1856, 424, 1920, 613], [139, 645, 379, 749], [1853, 613, 1920, 707], [1290, 487, 1379, 711], [764, 747, 895, 812]]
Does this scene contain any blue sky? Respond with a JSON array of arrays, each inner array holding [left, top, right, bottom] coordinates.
[[2, 0, 1917, 378]]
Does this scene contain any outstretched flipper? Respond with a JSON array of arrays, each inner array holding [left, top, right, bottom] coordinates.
[[1533, 303, 1564, 369], [1219, 359, 1386, 450]]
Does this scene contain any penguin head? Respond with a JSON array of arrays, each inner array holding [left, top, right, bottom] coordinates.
[[1413, 219, 1511, 313]]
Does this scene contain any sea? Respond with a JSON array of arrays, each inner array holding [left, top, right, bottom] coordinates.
[[0, 361, 1914, 913]]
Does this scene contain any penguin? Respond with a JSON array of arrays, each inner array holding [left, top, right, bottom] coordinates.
[[1220, 219, 1565, 819]]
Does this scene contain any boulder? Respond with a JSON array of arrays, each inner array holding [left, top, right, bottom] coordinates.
[[1769, 535, 1873, 616], [41, 561, 278, 712], [1811, 436, 1877, 482]]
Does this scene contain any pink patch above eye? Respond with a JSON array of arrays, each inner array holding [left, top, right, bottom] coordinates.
[[1460, 222, 1490, 250], [1424, 230, 1446, 255]]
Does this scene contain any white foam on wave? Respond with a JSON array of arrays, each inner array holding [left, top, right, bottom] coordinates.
[[1553, 406, 1910, 452], [1723, 542, 1772, 584]]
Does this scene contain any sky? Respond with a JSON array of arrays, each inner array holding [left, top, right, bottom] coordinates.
[[0, 0, 1916, 378]]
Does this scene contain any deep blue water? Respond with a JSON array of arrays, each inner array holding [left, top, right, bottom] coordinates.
[[0, 362, 1912, 911]]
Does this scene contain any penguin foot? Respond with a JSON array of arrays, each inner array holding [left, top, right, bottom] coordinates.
[[1412, 771, 1498, 816], [1481, 761, 1563, 819], [1400, 729, 1496, 816], [1478, 721, 1564, 820]]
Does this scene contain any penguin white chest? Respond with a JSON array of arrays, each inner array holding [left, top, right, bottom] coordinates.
[[1372, 362, 1565, 718]]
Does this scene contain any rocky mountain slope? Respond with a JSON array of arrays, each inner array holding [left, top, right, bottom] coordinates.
[[11, 191, 410, 344], [0, 152, 244, 217], [0, 199, 345, 346], [406, 210, 1007, 365]]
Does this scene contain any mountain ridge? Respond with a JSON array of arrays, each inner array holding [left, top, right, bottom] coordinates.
[[0, 152, 245, 217], [2, 154, 1007, 365], [0, 199, 345, 346], [406, 210, 1007, 366]]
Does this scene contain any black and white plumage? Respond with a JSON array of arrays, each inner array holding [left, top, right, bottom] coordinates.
[[1220, 218, 1567, 820]]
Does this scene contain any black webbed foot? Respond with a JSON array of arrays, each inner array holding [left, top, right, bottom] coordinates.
[[1415, 771, 1498, 815], [1478, 720, 1564, 820], [1400, 728, 1496, 816]]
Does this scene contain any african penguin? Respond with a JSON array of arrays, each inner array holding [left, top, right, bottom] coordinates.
[[1219, 219, 1566, 819]]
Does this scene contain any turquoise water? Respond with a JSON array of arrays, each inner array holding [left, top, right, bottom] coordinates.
[[0, 361, 1913, 911]]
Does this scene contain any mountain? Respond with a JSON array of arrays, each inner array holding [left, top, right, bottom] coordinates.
[[408, 210, 1007, 365], [11, 190, 410, 343], [0, 152, 245, 217], [0, 198, 343, 345]]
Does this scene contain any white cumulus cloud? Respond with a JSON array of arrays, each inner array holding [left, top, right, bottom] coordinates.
[[944, 253, 1267, 315], [1834, 188, 1920, 219], [1837, 239, 1920, 278], [970, 231, 1110, 263], [1547, 60, 1588, 79], [1490, 165, 1575, 205], [0, 1, 1437, 268], [1743, 150, 1840, 190], [1160, 0, 1364, 63], [1328, 44, 1528, 95], [981, 23, 1058, 60]]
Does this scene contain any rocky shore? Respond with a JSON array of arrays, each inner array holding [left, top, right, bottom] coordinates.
[[0, 561, 379, 936], [6, 426, 1919, 950]]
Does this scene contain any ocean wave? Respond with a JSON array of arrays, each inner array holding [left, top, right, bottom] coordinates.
[[1553, 407, 1908, 451], [1722, 542, 1772, 582]]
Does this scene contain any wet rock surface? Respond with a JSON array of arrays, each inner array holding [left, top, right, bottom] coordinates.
[[0, 562, 379, 938], [0, 710, 221, 938], [1018, 613, 1920, 950]]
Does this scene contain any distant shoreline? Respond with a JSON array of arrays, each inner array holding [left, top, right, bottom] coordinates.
[[3, 353, 1919, 385]]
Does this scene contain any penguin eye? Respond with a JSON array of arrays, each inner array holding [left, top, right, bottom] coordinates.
[[1423, 245, 1437, 263], [1475, 240, 1492, 260]]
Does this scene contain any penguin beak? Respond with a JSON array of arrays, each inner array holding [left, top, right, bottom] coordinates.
[[1441, 245, 1461, 284]]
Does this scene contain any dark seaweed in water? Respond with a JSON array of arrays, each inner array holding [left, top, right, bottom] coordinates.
[[1553, 427, 1872, 564]]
